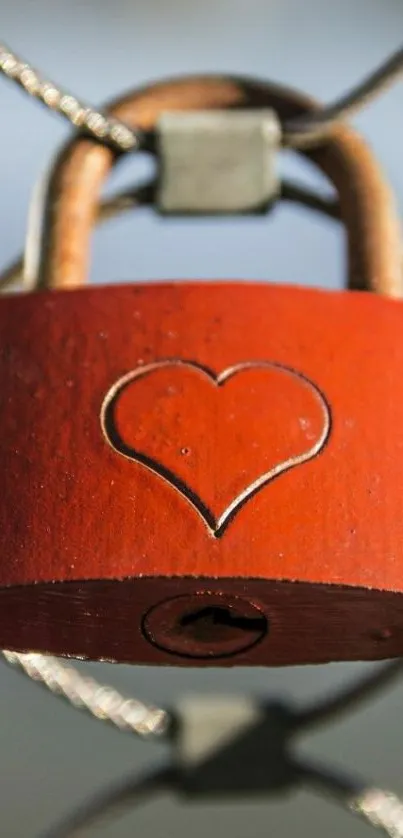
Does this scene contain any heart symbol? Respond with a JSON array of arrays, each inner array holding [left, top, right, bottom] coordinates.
[[101, 360, 330, 537]]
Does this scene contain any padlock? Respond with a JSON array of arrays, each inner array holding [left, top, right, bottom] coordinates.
[[0, 76, 402, 668]]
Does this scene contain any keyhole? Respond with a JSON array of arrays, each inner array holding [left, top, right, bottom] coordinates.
[[179, 605, 267, 643], [142, 594, 268, 659]]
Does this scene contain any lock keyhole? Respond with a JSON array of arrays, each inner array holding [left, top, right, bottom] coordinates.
[[178, 605, 267, 643], [142, 594, 269, 659]]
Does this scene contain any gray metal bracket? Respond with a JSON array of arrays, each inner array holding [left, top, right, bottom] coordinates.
[[157, 109, 280, 214]]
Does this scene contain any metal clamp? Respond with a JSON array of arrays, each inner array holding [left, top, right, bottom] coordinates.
[[157, 109, 280, 214]]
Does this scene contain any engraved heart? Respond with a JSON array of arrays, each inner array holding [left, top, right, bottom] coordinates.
[[101, 361, 330, 536]]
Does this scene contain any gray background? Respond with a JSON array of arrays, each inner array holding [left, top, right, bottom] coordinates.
[[1, 1, 403, 835]]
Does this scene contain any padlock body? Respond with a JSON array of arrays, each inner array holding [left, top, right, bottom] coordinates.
[[1, 281, 403, 665]]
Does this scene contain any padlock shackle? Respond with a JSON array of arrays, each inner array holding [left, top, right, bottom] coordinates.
[[37, 75, 401, 296]]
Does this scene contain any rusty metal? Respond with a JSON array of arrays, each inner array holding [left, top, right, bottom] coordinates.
[[32, 75, 401, 294], [2, 41, 403, 152]]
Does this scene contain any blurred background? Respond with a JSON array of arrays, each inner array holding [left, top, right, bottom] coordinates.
[[1, 0, 403, 835]]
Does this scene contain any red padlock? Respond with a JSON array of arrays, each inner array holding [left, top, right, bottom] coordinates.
[[0, 76, 402, 667]]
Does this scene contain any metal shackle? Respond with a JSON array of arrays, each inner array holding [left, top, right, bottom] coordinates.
[[34, 74, 401, 296]]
